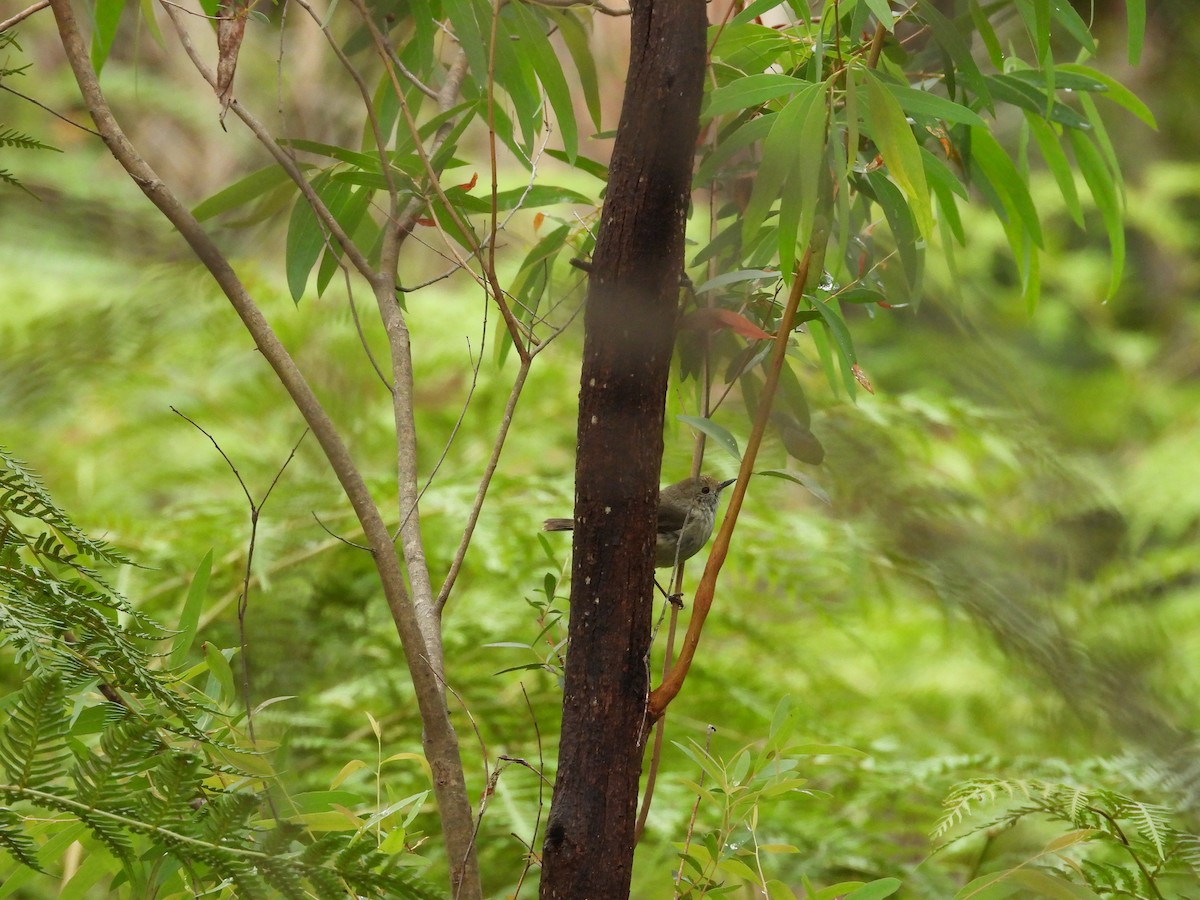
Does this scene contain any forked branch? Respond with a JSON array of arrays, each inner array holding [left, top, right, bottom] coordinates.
[[47, 3, 481, 895]]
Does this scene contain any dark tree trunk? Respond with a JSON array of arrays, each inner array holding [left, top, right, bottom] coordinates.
[[538, 1, 707, 897]]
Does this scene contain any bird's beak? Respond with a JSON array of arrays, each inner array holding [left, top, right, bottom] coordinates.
[[719, 478, 737, 490]]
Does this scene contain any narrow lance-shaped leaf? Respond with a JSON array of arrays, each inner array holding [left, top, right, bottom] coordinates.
[[968, 126, 1044, 248], [863, 70, 933, 238], [1024, 114, 1083, 227], [1057, 64, 1156, 128], [810, 298, 859, 398], [91, 0, 124, 74], [743, 82, 823, 263], [506, 3, 578, 163], [704, 74, 807, 120], [695, 114, 776, 188], [193, 164, 298, 221], [552, 11, 602, 133], [1126, 0, 1145, 65], [1068, 129, 1125, 300], [316, 183, 375, 296], [886, 84, 987, 128], [678, 415, 742, 462], [169, 550, 212, 670], [285, 172, 340, 303], [779, 82, 829, 277], [862, 0, 894, 31]]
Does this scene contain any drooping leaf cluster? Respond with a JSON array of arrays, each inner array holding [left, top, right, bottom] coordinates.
[[673, 0, 1154, 485]]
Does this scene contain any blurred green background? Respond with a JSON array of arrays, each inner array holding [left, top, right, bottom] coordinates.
[[2, 1, 1200, 896]]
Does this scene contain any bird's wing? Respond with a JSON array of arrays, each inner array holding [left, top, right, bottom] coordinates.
[[656, 501, 690, 534]]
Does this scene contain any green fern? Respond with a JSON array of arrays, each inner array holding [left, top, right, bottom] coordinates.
[[0, 807, 42, 873], [0, 452, 444, 897], [936, 774, 1200, 899], [0, 127, 58, 153], [0, 31, 62, 194], [0, 674, 71, 791]]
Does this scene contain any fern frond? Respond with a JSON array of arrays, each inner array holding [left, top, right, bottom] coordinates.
[[0, 168, 27, 192], [1, 447, 131, 567], [195, 791, 260, 844], [1117, 798, 1171, 860], [71, 717, 159, 810], [0, 807, 43, 872], [0, 127, 59, 152], [0, 674, 71, 791], [138, 752, 203, 830], [1079, 858, 1142, 896]]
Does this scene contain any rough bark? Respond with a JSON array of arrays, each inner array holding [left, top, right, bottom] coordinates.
[[538, 1, 707, 896]]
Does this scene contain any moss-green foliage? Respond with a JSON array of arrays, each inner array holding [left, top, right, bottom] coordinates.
[[2, 2, 1200, 898], [0, 449, 443, 898]]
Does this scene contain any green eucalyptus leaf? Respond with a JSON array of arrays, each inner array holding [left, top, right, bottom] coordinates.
[[863, 70, 933, 238], [678, 415, 742, 461], [705, 74, 808, 119]]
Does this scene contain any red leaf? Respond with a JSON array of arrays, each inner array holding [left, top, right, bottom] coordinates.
[[680, 308, 774, 340], [456, 173, 478, 191], [414, 216, 436, 227], [533, 212, 545, 232]]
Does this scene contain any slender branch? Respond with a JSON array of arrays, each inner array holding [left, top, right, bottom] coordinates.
[[48, 5, 480, 895], [0, 0, 49, 32], [394, 335, 484, 542], [343, 266, 392, 391], [159, 2, 377, 282], [525, 0, 629, 14], [311, 512, 371, 550], [866, 20, 887, 69], [290, 0, 398, 203], [436, 358, 530, 610], [170, 406, 304, 828], [0, 83, 100, 137], [649, 245, 815, 719], [638, 280, 714, 835], [509, 683, 545, 898]]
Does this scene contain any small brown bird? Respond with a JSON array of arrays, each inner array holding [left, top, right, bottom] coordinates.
[[544, 475, 736, 569]]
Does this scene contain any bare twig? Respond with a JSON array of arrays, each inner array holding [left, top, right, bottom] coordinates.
[[0, 83, 100, 137], [866, 20, 887, 69], [0, 0, 49, 32], [171, 407, 307, 749], [435, 358, 530, 611], [50, 3, 481, 893], [525, 0, 629, 14], [510, 683, 546, 899], [311, 512, 371, 551], [343, 267, 392, 391], [159, 1, 378, 283]]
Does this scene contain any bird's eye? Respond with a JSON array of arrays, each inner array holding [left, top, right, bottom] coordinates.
[[701, 486, 710, 493]]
